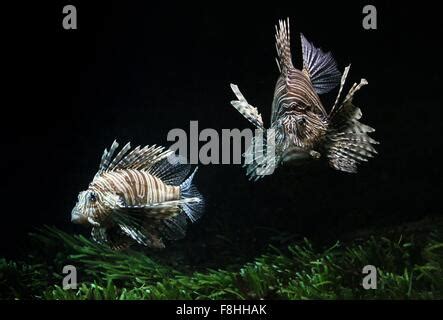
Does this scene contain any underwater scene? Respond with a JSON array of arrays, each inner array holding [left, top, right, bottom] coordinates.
[[1, 1, 442, 305]]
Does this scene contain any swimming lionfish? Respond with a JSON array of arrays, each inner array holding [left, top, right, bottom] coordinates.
[[230, 19, 378, 180], [71, 141, 204, 250]]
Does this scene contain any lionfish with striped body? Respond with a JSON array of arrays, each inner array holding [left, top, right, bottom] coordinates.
[[71, 141, 204, 250], [230, 19, 378, 180]]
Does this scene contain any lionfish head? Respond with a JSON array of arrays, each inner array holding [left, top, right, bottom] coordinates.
[[282, 107, 328, 149], [71, 189, 101, 225]]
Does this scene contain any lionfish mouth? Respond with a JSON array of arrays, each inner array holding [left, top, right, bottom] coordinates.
[[281, 146, 313, 166], [71, 208, 86, 224]]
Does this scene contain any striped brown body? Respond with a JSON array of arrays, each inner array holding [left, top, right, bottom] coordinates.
[[90, 169, 180, 225], [272, 68, 329, 151]]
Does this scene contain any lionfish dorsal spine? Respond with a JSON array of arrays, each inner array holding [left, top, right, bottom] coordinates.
[[95, 141, 174, 179], [106, 142, 131, 171], [275, 18, 293, 73], [98, 140, 119, 174]]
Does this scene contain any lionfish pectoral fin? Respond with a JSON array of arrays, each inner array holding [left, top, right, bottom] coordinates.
[[230, 84, 264, 129], [300, 33, 341, 95], [91, 226, 134, 250], [109, 209, 150, 246], [242, 132, 277, 182], [144, 231, 166, 249], [112, 210, 168, 248], [91, 227, 107, 244], [137, 221, 167, 249], [161, 214, 188, 241], [117, 216, 167, 249], [330, 65, 351, 116], [118, 223, 150, 246], [325, 79, 378, 173]]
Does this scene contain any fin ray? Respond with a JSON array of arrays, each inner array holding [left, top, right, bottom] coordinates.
[[330, 65, 351, 115], [180, 168, 204, 222], [97, 140, 119, 174], [95, 141, 173, 178], [230, 84, 264, 129], [242, 130, 277, 181], [107, 142, 131, 171], [326, 82, 378, 173], [301, 33, 341, 94], [161, 214, 188, 240], [148, 154, 191, 186], [91, 226, 134, 250], [275, 18, 293, 73]]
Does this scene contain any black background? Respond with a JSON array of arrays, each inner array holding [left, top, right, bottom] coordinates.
[[1, 1, 442, 259]]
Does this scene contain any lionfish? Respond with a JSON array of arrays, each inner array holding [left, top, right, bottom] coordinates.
[[230, 19, 378, 180], [71, 141, 204, 250]]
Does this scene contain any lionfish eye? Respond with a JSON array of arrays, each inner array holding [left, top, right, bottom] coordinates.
[[298, 104, 308, 111], [89, 193, 97, 202]]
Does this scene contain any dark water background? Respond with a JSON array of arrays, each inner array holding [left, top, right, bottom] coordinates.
[[1, 1, 442, 261]]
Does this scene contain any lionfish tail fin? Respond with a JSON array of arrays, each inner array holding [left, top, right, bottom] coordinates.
[[301, 33, 341, 94], [180, 167, 204, 223], [230, 84, 264, 129], [325, 79, 379, 173], [275, 18, 293, 73]]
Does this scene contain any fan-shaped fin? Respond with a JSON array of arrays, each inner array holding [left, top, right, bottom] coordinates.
[[325, 79, 378, 173], [148, 154, 191, 186], [301, 33, 341, 94]]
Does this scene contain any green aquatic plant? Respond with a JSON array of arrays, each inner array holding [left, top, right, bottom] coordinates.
[[1, 219, 443, 300]]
